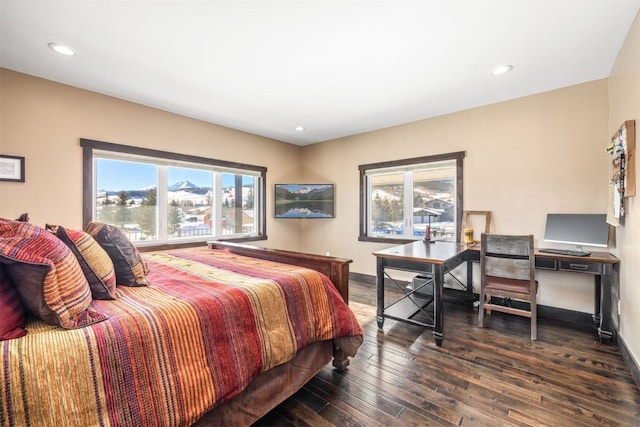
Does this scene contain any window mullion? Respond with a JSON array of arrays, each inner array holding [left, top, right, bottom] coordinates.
[[366, 176, 373, 235], [212, 172, 221, 236], [404, 171, 414, 238], [158, 165, 168, 241], [91, 156, 98, 222]]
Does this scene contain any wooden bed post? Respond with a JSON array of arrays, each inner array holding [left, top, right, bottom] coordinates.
[[332, 346, 350, 370]]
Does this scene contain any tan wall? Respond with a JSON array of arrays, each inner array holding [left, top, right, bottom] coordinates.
[[301, 79, 610, 316], [608, 11, 640, 374], [2, 40, 636, 366], [0, 69, 304, 250]]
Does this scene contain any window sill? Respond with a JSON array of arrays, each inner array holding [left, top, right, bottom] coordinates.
[[358, 236, 418, 244], [137, 235, 267, 252]]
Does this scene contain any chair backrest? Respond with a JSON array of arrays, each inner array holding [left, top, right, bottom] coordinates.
[[480, 234, 535, 281]]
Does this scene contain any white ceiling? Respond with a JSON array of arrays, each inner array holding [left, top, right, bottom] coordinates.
[[2, 1, 640, 146]]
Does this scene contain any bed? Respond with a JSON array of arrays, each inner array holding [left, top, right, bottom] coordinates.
[[0, 220, 363, 427]]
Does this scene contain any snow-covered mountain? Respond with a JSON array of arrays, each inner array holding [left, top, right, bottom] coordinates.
[[291, 186, 313, 194], [97, 182, 258, 207], [290, 185, 331, 195], [168, 180, 199, 191]]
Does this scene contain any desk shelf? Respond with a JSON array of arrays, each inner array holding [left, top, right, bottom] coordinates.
[[385, 295, 434, 326], [384, 276, 435, 327]]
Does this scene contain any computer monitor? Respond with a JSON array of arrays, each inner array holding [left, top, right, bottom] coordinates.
[[543, 213, 610, 250]]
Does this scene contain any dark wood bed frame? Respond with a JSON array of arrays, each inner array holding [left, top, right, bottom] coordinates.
[[208, 241, 352, 304], [192, 242, 355, 425]]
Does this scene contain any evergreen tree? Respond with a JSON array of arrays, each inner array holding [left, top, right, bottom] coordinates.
[[139, 188, 157, 239], [113, 191, 132, 226], [372, 191, 403, 231], [245, 188, 254, 209], [372, 193, 386, 229], [97, 206, 114, 223], [390, 199, 403, 222], [96, 192, 112, 223], [168, 200, 182, 237]]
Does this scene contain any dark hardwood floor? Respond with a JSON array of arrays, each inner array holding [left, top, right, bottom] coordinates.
[[253, 279, 640, 426]]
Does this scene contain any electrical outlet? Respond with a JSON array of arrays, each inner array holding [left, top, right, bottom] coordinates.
[[325, 252, 331, 256], [617, 299, 621, 316]]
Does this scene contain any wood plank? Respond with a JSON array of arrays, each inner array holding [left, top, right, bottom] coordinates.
[[254, 279, 640, 427]]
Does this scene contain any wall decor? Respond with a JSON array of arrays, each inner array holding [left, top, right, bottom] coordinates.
[[460, 210, 491, 244], [606, 120, 635, 225], [274, 183, 335, 219], [0, 155, 25, 182]]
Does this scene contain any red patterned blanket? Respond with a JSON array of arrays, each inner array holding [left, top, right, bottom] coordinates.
[[0, 248, 363, 426]]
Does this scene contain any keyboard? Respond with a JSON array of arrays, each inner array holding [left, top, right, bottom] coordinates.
[[538, 248, 591, 257]]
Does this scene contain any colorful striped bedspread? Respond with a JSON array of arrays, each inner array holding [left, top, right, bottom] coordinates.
[[0, 248, 363, 426]]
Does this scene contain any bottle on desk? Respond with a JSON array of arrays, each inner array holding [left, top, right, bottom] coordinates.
[[423, 225, 436, 244], [464, 228, 474, 245]]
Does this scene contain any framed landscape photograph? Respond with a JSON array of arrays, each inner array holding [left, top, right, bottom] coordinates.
[[0, 155, 25, 182], [274, 183, 335, 219]]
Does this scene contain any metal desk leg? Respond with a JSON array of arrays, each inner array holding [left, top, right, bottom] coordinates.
[[597, 265, 614, 342], [376, 257, 385, 329], [434, 264, 444, 346], [466, 259, 473, 294], [593, 274, 602, 328]]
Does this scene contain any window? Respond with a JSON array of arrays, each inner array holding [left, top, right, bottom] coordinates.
[[82, 139, 266, 247], [359, 151, 464, 243]]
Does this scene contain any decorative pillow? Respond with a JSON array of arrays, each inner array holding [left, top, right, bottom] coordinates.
[[47, 225, 117, 300], [0, 212, 30, 222], [85, 222, 149, 286], [0, 265, 28, 340], [15, 213, 29, 222], [0, 220, 108, 328]]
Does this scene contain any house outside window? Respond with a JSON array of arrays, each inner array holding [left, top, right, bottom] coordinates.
[[82, 139, 266, 246], [359, 151, 464, 243]]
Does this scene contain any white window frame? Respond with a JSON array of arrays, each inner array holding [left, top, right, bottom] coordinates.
[[359, 151, 465, 243], [81, 139, 267, 247]]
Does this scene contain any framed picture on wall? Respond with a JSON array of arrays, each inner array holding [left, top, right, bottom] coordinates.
[[606, 120, 636, 225], [0, 155, 25, 182]]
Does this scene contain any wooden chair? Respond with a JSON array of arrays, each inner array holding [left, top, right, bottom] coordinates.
[[478, 233, 538, 340]]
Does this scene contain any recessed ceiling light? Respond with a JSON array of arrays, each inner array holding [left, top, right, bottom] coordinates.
[[48, 42, 75, 56], [490, 64, 513, 76], [295, 126, 305, 132]]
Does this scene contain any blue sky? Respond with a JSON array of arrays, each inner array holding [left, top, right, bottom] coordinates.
[[96, 159, 251, 191]]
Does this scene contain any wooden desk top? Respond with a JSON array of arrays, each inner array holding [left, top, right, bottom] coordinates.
[[463, 244, 619, 264], [374, 241, 620, 265], [373, 240, 467, 264]]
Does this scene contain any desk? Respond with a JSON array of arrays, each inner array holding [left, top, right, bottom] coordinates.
[[374, 241, 467, 346], [373, 241, 619, 346]]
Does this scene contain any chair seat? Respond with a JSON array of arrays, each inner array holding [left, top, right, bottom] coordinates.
[[484, 275, 537, 295]]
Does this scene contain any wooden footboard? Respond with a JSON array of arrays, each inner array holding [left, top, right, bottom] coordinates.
[[207, 241, 352, 304]]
